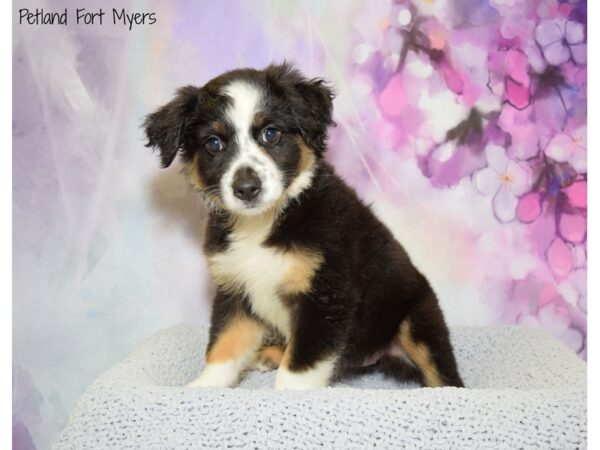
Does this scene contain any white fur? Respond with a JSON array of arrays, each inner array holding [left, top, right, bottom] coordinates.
[[275, 358, 336, 390], [188, 361, 246, 388], [220, 81, 284, 215], [208, 216, 292, 337]]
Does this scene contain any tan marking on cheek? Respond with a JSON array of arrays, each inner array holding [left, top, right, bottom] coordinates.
[[185, 153, 206, 191], [297, 138, 317, 174], [280, 249, 323, 295], [398, 320, 444, 387], [206, 316, 265, 364]]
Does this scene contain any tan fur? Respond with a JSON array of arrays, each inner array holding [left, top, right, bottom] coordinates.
[[252, 113, 267, 128], [206, 316, 265, 363], [185, 153, 206, 191], [279, 342, 292, 369], [210, 121, 226, 135], [279, 249, 323, 295], [253, 345, 286, 371], [284, 139, 317, 200], [398, 320, 444, 387], [297, 139, 317, 174]]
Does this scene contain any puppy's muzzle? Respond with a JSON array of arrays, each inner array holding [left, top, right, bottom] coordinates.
[[233, 166, 262, 202]]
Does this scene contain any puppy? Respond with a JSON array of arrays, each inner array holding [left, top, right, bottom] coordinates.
[[144, 63, 463, 390]]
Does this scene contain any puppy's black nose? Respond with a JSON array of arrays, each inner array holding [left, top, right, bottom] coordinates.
[[233, 166, 262, 202]]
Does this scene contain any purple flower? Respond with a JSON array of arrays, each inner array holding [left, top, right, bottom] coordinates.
[[474, 144, 531, 223], [535, 18, 586, 66]]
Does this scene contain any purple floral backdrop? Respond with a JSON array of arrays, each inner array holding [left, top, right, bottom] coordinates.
[[342, 0, 586, 357], [13, 0, 586, 447]]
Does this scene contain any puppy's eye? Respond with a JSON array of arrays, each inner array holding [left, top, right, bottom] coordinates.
[[260, 126, 281, 144], [205, 136, 223, 154]]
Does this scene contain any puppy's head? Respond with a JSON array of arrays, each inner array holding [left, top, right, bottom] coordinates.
[[144, 63, 334, 215]]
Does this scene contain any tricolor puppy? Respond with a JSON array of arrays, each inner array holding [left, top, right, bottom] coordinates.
[[144, 63, 463, 390]]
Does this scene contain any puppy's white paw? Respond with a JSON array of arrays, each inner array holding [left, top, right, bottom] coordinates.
[[187, 362, 239, 388], [274, 359, 335, 390]]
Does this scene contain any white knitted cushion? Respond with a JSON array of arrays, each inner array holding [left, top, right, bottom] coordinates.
[[54, 325, 586, 449]]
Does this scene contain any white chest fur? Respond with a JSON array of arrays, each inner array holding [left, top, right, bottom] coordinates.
[[208, 214, 323, 338], [207, 217, 293, 337]]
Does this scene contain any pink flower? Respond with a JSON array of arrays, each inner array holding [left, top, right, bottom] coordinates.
[[564, 180, 586, 209], [517, 191, 542, 223], [558, 213, 586, 244], [535, 18, 586, 66], [546, 237, 574, 279], [503, 49, 531, 110], [474, 144, 532, 223]]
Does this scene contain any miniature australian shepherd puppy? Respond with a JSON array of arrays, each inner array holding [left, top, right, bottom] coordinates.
[[144, 63, 463, 390]]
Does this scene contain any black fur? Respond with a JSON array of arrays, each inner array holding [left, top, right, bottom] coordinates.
[[144, 63, 463, 388], [143, 85, 201, 168]]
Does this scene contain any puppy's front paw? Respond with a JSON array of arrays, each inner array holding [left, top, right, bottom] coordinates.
[[187, 362, 239, 388]]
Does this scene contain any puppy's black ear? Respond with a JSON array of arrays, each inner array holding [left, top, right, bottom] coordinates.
[[266, 62, 335, 153], [143, 86, 201, 168]]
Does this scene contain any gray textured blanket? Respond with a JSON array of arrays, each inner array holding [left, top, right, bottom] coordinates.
[[55, 325, 586, 449]]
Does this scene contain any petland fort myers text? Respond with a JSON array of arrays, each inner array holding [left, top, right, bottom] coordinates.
[[18, 8, 157, 30]]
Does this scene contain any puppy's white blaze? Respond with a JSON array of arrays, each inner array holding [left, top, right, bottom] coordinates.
[[188, 361, 245, 388], [275, 358, 336, 390], [222, 81, 262, 133], [220, 81, 284, 214]]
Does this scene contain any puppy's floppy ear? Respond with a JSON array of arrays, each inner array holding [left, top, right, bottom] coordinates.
[[143, 86, 201, 168], [266, 62, 335, 153]]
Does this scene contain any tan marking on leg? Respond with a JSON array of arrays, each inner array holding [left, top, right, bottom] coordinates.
[[279, 340, 292, 369], [206, 316, 265, 364], [398, 320, 444, 387], [279, 249, 323, 295], [253, 345, 285, 371]]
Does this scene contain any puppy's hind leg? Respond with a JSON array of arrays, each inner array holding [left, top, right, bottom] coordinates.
[[396, 289, 463, 388], [274, 318, 339, 390]]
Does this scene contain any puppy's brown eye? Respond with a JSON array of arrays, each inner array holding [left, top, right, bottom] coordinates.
[[260, 126, 281, 144], [205, 136, 223, 154]]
